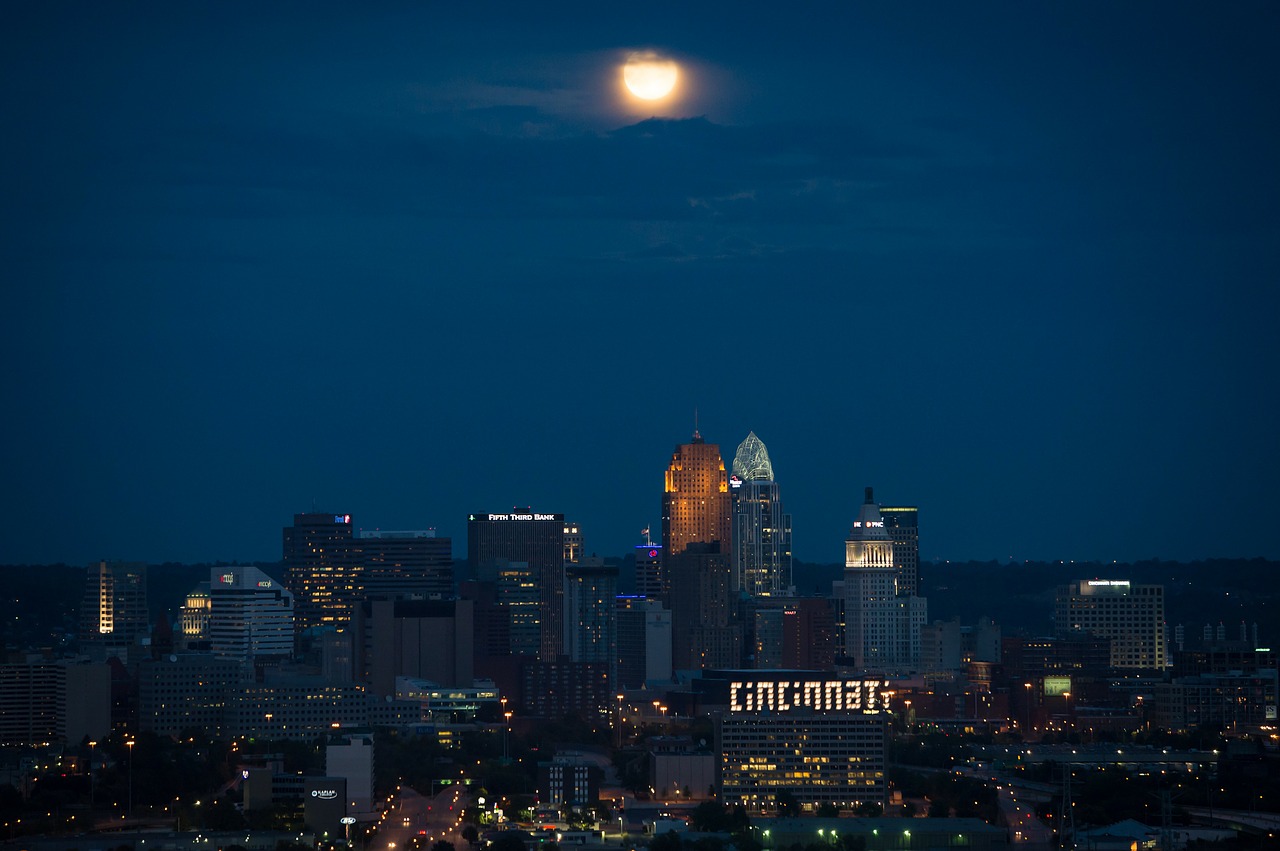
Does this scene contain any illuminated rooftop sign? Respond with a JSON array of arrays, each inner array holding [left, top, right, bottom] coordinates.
[[728, 678, 889, 714], [469, 513, 563, 522]]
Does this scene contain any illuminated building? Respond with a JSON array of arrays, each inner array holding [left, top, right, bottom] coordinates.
[[713, 671, 891, 810], [283, 512, 358, 633], [1054, 580, 1168, 669], [354, 529, 453, 601], [137, 653, 243, 740], [669, 542, 743, 670], [635, 531, 665, 599], [661, 431, 731, 557], [181, 581, 211, 642], [468, 511, 565, 660], [79, 561, 149, 659], [564, 557, 618, 684], [879, 505, 918, 597], [475, 559, 539, 656], [563, 520, 584, 564], [842, 488, 926, 672], [209, 565, 294, 662], [730, 431, 793, 596]]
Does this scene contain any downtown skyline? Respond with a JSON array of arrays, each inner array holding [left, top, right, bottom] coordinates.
[[2, 3, 1277, 568]]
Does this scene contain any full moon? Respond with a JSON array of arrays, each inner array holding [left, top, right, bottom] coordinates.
[[623, 53, 679, 100]]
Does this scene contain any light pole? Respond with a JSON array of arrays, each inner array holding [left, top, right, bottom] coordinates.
[[126, 739, 136, 819], [616, 694, 625, 748], [1023, 683, 1032, 735], [503, 711, 513, 763], [88, 740, 96, 809]]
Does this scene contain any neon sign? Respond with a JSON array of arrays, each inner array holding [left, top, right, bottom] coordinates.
[[728, 679, 888, 714]]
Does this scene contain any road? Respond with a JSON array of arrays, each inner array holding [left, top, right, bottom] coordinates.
[[371, 784, 471, 851]]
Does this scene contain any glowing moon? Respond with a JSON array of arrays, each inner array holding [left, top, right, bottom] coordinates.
[[623, 53, 679, 100]]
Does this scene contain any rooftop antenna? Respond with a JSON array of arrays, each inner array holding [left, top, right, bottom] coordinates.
[[693, 407, 701, 441]]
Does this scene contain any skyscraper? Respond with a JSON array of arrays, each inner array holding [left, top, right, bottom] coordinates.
[[209, 565, 294, 662], [634, 530, 665, 600], [564, 557, 618, 685], [563, 521, 584, 565], [880, 505, 919, 597], [729, 431, 793, 596], [283, 512, 357, 633], [468, 511, 565, 660], [661, 431, 731, 557], [1055, 580, 1168, 669], [842, 488, 926, 672], [80, 561, 149, 659], [669, 542, 743, 670], [354, 529, 453, 601]]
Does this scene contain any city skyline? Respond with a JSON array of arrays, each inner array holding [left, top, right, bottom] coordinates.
[[3, 4, 1278, 568]]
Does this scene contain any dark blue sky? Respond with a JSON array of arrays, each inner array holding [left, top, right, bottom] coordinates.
[[2, 3, 1277, 566]]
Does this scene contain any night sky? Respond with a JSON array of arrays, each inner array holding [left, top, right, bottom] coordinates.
[[3, 3, 1277, 567]]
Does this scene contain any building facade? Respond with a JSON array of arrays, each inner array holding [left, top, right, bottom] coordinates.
[[616, 596, 673, 688], [80, 561, 149, 659], [1054, 580, 1168, 669], [283, 512, 359, 633], [669, 542, 743, 670], [842, 489, 926, 672], [209, 565, 294, 662], [468, 511, 565, 660], [355, 530, 453, 601], [716, 673, 892, 810], [730, 431, 793, 596], [661, 432, 731, 558], [564, 558, 618, 685]]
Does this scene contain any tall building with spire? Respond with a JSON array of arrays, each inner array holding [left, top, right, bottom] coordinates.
[[661, 430, 731, 558], [729, 431, 793, 596], [843, 488, 926, 672]]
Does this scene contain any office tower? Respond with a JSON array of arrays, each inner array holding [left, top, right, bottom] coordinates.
[[80, 561, 149, 659], [564, 557, 618, 685], [355, 529, 453, 601], [635, 531, 665, 600], [668, 542, 743, 670], [563, 521, 584, 565], [730, 432, 793, 596], [474, 559, 540, 657], [283, 512, 357, 633], [842, 488, 926, 672], [1054, 580, 1169, 669], [751, 596, 837, 670], [879, 505, 918, 597], [468, 511, 565, 660], [209, 565, 294, 662], [661, 431, 731, 557], [615, 596, 673, 688], [353, 598, 475, 694], [0, 660, 111, 746], [137, 654, 243, 739]]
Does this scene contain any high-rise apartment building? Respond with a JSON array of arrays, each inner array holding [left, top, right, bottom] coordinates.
[[880, 505, 919, 597], [1054, 580, 1169, 669], [842, 488, 926, 672], [564, 558, 618, 684], [209, 565, 294, 662], [729, 431, 793, 596], [283, 512, 358, 633], [661, 432, 731, 557], [468, 511, 565, 660], [355, 529, 453, 601], [80, 561, 149, 659]]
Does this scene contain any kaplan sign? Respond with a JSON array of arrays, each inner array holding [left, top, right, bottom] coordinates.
[[728, 678, 890, 714]]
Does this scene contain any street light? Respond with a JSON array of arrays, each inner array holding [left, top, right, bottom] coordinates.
[[126, 739, 136, 818], [616, 694, 625, 748], [503, 711, 513, 763], [88, 741, 97, 809]]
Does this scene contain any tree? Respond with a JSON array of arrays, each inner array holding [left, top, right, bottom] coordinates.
[[431, 841, 456, 851], [461, 824, 479, 845], [816, 802, 838, 818], [650, 831, 683, 851], [775, 790, 799, 818], [489, 833, 525, 851]]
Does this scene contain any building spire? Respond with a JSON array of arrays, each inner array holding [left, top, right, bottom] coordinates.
[[693, 406, 701, 441]]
